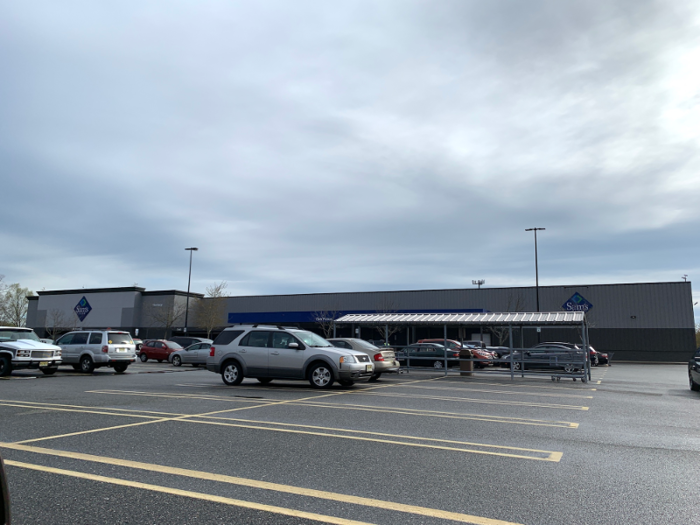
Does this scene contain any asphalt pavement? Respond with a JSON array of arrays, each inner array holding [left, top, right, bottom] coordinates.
[[1, 361, 698, 524]]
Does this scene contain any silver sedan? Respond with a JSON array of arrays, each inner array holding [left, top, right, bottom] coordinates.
[[327, 338, 400, 381], [169, 342, 212, 367]]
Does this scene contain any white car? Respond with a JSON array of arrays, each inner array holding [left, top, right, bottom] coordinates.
[[0, 327, 62, 376]]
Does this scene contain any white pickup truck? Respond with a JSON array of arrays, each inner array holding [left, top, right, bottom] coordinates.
[[0, 326, 62, 376]]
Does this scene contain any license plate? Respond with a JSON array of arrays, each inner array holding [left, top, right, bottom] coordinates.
[[366, 365, 373, 372], [116, 348, 127, 352], [39, 361, 49, 367]]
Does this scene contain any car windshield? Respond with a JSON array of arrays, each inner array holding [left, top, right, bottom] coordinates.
[[108, 332, 133, 345], [167, 342, 183, 349], [293, 331, 333, 347], [0, 328, 41, 342]]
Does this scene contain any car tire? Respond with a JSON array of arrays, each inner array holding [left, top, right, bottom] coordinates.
[[433, 360, 444, 369], [139, 353, 148, 362], [113, 363, 128, 374], [0, 356, 11, 377], [564, 363, 577, 374], [338, 379, 354, 387], [80, 356, 95, 373], [308, 363, 334, 389], [368, 373, 382, 382], [172, 355, 182, 367], [257, 378, 273, 384], [511, 361, 523, 371], [41, 368, 58, 375], [690, 373, 700, 392], [221, 361, 243, 386]]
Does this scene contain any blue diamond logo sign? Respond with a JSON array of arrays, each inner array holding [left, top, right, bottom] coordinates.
[[562, 292, 593, 312], [74, 296, 92, 322]]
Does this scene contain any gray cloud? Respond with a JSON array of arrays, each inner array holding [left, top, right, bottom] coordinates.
[[1, 0, 699, 320]]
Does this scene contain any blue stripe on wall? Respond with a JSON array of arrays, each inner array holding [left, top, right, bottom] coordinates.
[[227, 309, 486, 324]]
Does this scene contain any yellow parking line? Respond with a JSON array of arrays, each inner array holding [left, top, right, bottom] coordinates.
[[291, 402, 579, 428], [3, 460, 373, 525], [349, 391, 589, 411], [0, 445, 524, 525], [180, 418, 562, 461], [397, 384, 594, 399]]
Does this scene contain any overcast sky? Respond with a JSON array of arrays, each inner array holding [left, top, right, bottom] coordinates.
[[1, 1, 699, 312]]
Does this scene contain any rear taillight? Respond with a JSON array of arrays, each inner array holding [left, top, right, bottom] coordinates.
[[210, 346, 215, 357], [374, 353, 384, 361], [101, 345, 109, 353]]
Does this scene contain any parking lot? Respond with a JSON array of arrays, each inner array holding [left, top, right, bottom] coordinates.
[[1, 362, 698, 524]]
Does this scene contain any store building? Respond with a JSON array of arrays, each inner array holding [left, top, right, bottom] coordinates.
[[26, 281, 695, 362]]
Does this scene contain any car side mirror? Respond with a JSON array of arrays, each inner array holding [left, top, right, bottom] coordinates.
[[288, 342, 301, 349]]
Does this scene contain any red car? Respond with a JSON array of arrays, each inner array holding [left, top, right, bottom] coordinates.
[[417, 338, 496, 368], [139, 340, 183, 363]]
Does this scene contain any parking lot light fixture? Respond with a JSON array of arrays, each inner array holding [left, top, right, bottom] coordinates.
[[184, 247, 198, 333], [525, 228, 545, 312]]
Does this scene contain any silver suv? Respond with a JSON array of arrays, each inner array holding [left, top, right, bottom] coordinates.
[[55, 330, 136, 373], [0, 326, 62, 376], [206, 325, 374, 389]]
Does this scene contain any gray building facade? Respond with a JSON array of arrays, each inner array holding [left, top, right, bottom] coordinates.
[[26, 281, 695, 362]]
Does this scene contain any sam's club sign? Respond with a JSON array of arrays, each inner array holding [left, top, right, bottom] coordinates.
[[74, 296, 92, 321], [562, 292, 593, 312]]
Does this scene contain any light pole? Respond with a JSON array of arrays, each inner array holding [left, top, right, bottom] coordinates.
[[472, 279, 485, 289], [184, 247, 198, 333], [525, 228, 545, 312]]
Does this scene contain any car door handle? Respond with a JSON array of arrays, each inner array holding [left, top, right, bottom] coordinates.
[[270, 351, 279, 355], [240, 349, 246, 353]]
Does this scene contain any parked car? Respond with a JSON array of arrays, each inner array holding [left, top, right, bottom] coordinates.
[[496, 346, 587, 373], [0, 451, 9, 525], [533, 342, 599, 366], [327, 338, 400, 380], [139, 340, 183, 362], [55, 330, 136, 373], [397, 343, 461, 369], [170, 342, 212, 367], [0, 326, 62, 377], [132, 338, 144, 350], [417, 338, 496, 367], [206, 325, 374, 389], [688, 348, 700, 392], [169, 336, 213, 349]]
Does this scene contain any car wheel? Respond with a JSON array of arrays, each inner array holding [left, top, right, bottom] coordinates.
[[139, 353, 148, 362], [0, 356, 11, 377], [172, 355, 182, 367], [71, 364, 81, 371], [113, 363, 128, 374], [257, 378, 273, 384], [221, 361, 243, 386], [41, 368, 58, 375], [511, 361, 522, 371], [80, 356, 95, 373], [338, 379, 354, 387], [308, 363, 334, 389], [690, 373, 700, 392], [433, 360, 444, 369], [563, 363, 577, 373], [368, 372, 382, 382]]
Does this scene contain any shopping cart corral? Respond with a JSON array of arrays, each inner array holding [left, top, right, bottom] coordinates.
[[496, 347, 590, 382]]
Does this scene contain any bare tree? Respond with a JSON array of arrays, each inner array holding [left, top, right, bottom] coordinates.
[[146, 301, 186, 339], [44, 309, 77, 340], [313, 309, 342, 339], [488, 291, 525, 345], [373, 298, 402, 343], [0, 283, 34, 327], [194, 281, 229, 338]]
